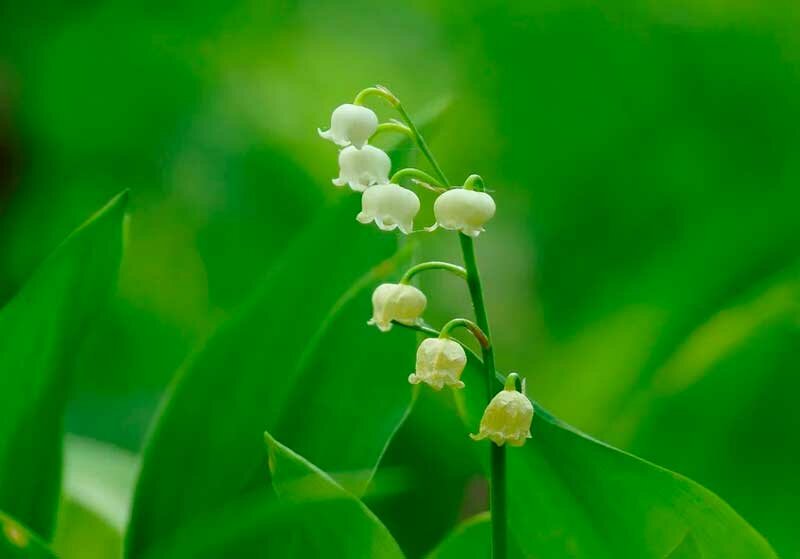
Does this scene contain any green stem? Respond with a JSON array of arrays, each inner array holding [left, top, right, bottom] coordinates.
[[461, 233, 507, 559], [390, 168, 445, 189], [400, 261, 467, 283], [504, 372, 521, 391], [394, 103, 450, 187], [371, 121, 414, 142], [463, 174, 486, 192], [353, 86, 400, 107], [384, 86, 507, 559], [440, 318, 491, 350]]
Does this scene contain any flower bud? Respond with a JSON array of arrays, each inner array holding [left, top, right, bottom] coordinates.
[[368, 283, 426, 332], [408, 337, 467, 390], [470, 382, 533, 447], [430, 188, 496, 238], [332, 145, 391, 192], [356, 183, 420, 235], [318, 104, 378, 148]]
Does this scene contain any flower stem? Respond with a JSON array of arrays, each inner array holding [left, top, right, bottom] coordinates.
[[463, 174, 486, 191], [400, 261, 467, 283], [382, 86, 508, 559], [390, 168, 446, 189], [461, 233, 508, 559], [440, 318, 491, 350], [371, 121, 414, 143]]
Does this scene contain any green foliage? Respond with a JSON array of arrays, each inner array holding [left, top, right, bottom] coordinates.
[[455, 360, 778, 559], [1, 0, 798, 556], [125, 199, 416, 557], [137, 432, 404, 558], [509, 405, 777, 558], [427, 513, 491, 559], [264, 431, 404, 558], [0, 193, 128, 538]]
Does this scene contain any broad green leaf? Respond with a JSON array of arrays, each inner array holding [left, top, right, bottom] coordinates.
[[623, 283, 800, 557], [455, 358, 777, 559], [126, 198, 416, 558], [0, 511, 58, 558], [263, 431, 404, 558], [272, 276, 416, 496], [136, 433, 406, 559], [507, 405, 776, 558], [367, 387, 483, 558], [427, 513, 491, 559], [665, 533, 702, 559], [0, 192, 128, 538], [608, 267, 800, 441]]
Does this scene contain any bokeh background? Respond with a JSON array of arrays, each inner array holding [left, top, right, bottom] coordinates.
[[1, 0, 798, 557]]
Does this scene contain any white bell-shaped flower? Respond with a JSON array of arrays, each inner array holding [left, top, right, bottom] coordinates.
[[332, 145, 391, 192], [430, 188, 496, 238], [318, 104, 378, 149], [357, 183, 419, 235], [470, 379, 533, 447], [408, 337, 467, 390], [368, 283, 426, 332]]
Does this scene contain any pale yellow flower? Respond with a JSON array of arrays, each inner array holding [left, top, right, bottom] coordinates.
[[471, 380, 533, 447], [368, 283, 426, 332], [408, 337, 467, 390]]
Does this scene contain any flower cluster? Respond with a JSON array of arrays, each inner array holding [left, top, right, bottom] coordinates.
[[318, 102, 496, 236], [319, 89, 532, 447]]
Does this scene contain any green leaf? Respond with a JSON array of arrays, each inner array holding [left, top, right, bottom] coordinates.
[[135, 433, 406, 559], [665, 533, 702, 559], [621, 269, 800, 557], [272, 276, 417, 496], [126, 198, 416, 557], [456, 359, 778, 559], [0, 511, 58, 558], [367, 388, 483, 557], [427, 513, 491, 559], [263, 431, 404, 558], [0, 192, 128, 538], [139, 441, 404, 559], [510, 406, 777, 558]]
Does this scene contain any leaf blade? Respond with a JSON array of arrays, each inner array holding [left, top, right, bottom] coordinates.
[[0, 191, 128, 538], [455, 357, 778, 558], [126, 198, 415, 557], [263, 431, 405, 559]]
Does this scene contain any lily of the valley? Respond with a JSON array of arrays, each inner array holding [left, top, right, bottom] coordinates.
[[333, 145, 391, 192], [430, 188, 496, 238], [408, 337, 467, 390], [471, 376, 533, 447], [368, 283, 427, 332], [357, 183, 420, 234], [318, 104, 378, 148]]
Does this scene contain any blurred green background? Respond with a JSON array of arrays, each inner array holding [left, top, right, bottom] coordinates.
[[1, 0, 798, 557]]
